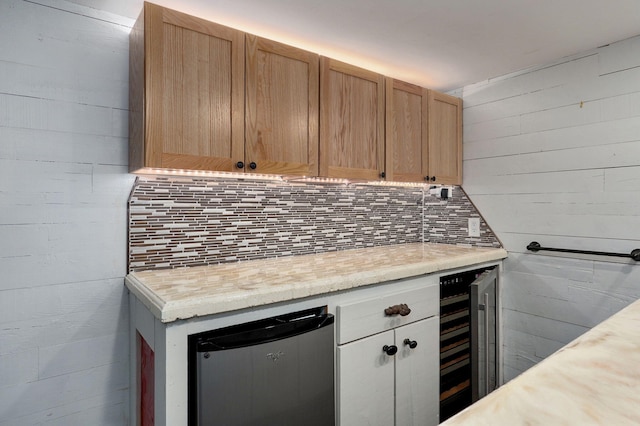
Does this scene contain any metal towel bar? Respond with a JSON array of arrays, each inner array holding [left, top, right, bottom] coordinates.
[[526, 241, 640, 261]]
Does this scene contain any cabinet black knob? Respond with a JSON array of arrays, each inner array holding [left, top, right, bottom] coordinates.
[[424, 176, 430, 181], [382, 345, 398, 356], [430, 176, 436, 182], [249, 162, 257, 170], [403, 338, 418, 349], [380, 171, 386, 179], [236, 161, 244, 169]]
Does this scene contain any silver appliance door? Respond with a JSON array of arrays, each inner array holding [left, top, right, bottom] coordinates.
[[196, 314, 334, 426], [470, 268, 498, 402]]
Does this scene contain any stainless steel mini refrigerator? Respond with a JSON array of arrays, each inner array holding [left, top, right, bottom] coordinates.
[[188, 307, 335, 426]]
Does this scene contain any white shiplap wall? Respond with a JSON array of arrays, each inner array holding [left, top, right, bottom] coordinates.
[[460, 35, 640, 381], [0, 0, 137, 424]]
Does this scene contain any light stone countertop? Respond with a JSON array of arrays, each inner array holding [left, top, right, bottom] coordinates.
[[125, 242, 507, 322], [442, 297, 640, 425]]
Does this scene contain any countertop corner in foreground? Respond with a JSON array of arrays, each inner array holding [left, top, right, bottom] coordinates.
[[442, 297, 640, 425]]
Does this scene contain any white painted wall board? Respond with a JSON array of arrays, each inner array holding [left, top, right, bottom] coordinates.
[[39, 401, 127, 426], [501, 308, 589, 344], [0, 390, 128, 426], [0, 297, 128, 355], [464, 58, 640, 127], [0, 350, 38, 388], [0, 0, 132, 77], [604, 166, 640, 191], [0, 159, 93, 193], [464, 116, 640, 160], [469, 192, 640, 223], [0, 362, 128, 420], [503, 271, 632, 328], [1, 128, 128, 165], [0, 248, 128, 290], [462, 168, 605, 195], [460, 52, 598, 107], [494, 211, 640, 241], [465, 140, 640, 176], [592, 262, 640, 298], [598, 34, 640, 75], [463, 55, 599, 124], [0, 278, 125, 324], [38, 332, 129, 380], [463, 115, 522, 143], [30, 0, 139, 24], [0, 59, 129, 110], [0, 94, 120, 136]]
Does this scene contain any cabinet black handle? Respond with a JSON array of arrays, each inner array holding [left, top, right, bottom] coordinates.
[[380, 171, 386, 179], [236, 161, 244, 169], [249, 162, 257, 170], [382, 345, 398, 356], [424, 176, 430, 182], [430, 176, 436, 182], [403, 338, 418, 349]]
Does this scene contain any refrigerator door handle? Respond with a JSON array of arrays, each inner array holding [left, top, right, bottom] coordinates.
[[483, 292, 490, 396]]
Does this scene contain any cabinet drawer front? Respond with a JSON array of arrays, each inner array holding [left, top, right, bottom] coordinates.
[[336, 276, 438, 344]]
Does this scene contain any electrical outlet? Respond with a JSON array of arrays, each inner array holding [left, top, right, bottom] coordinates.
[[468, 218, 480, 237]]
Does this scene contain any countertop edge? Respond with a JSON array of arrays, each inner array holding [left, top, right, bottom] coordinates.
[[125, 274, 167, 321], [137, 247, 507, 323]]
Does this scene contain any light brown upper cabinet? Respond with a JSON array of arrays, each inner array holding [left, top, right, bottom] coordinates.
[[129, 2, 245, 173], [245, 35, 319, 176], [385, 78, 429, 182], [427, 90, 462, 185], [386, 80, 463, 185], [320, 58, 385, 180]]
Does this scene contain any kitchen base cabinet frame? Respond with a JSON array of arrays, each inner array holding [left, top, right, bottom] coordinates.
[[127, 260, 502, 426], [128, 291, 334, 425]]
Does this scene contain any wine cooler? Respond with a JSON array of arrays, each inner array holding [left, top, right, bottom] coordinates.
[[439, 266, 498, 422]]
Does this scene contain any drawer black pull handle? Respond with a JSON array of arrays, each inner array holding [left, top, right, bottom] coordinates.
[[384, 304, 411, 316], [382, 345, 398, 356], [403, 338, 418, 349]]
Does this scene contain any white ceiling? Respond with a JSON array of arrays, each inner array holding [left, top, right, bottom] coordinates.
[[90, 0, 640, 91]]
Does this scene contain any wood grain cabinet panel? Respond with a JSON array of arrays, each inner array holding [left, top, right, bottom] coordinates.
[[245, 35, 319, 176], [320, 58, 385, 180], [385, 78, 429, 182], [428, 90, 462, 185], [129, 2, 245, 173], [386, 81, 463, 185]]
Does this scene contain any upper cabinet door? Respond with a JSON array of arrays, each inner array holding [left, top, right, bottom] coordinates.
[[385, 78, 429, 182], [245, 35, 319, 176], [320, 58, 385, 180], [133, 2, 245, 172], [427, 90, 462, 185]]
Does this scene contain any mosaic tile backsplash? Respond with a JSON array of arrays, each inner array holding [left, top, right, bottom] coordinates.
[[128, 176, 501, 271]]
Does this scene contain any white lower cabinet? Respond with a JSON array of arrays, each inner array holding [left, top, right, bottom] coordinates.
[[395, 318, 440, 426], [336, 276, 440, 426], [338, 330, 396, 425], [337, 318, 439, 425]]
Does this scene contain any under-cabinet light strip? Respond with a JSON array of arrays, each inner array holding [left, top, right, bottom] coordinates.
[[137, 168, 432, 188]]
